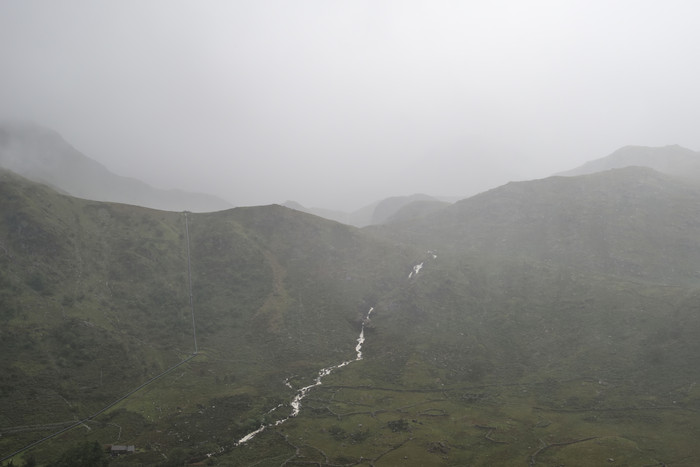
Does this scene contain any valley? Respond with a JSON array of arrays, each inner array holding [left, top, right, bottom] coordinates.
[[2, 164, 700, 466], [4, 1, 700, 464]]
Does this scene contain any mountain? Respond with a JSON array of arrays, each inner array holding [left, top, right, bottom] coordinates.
[[3, 166, 700, 465], [0, 122, 233, 212], [382, 198, 450, 224], [0, 168, 421, 464], [281, 200, 371, 226], [284, 193, 448, 227], [559, 144, 700, 180], [369, 194, 441, 225], [381, 166, 700, 285]]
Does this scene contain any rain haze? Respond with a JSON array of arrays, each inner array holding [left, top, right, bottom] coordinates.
[[1, 0, 699, 210]]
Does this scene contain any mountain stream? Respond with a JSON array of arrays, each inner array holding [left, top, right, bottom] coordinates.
[[230, 252, 435, 448]]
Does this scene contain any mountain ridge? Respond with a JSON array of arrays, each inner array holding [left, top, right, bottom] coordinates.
[[377, 166, 700, 285], [558, 144, 700, 179], [3, 159, 700, 465], [0, 122, 233, 212], [283, 193, 450, 227]]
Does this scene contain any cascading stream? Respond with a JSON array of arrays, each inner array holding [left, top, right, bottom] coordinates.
[[235, 306, 374, 446], [232, 251, 435, 448]]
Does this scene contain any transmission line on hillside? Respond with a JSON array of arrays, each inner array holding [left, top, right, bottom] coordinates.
[[1, 213, 203, 463], [184, 212, 198, 354]]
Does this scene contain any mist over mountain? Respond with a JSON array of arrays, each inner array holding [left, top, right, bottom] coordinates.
[[558, 144, 700, 180], [0, 121, 459, 221], [284, 193, 449, 227], [3, 157, 700, 465], [285, 143, 700, 228], [281, 200, 375, 227], [0, 123, 232, 212], [380, 166, 700, 284], [3, 1, 700, 463], [383, 198, 452, 224]]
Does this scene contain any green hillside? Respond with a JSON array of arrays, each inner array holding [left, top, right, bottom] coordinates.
[[3, 167, 700, 466], [0, 169, 418, 465], [381, 167, 700, 284]]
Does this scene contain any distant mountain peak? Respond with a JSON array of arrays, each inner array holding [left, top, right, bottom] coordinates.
[[281, 194, 450, 227], [559, 144, 700, 179], [0, 122, 233, 212]]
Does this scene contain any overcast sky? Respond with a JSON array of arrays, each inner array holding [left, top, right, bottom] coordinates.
[[1, 1, 699, 210]]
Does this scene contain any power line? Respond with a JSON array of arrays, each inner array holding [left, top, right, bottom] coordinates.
[[2, 212, 203, 463], [184, 212, 198, 354]]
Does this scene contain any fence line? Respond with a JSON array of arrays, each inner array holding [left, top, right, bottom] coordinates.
[[1, 354, 196, 463]]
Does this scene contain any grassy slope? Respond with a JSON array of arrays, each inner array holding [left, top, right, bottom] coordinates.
[[382, 167, 700, 285], [208, 168, 700, 466], [0, 170, 419, 464], [224, 167, 700, 466], [3, 167, 700, 465]]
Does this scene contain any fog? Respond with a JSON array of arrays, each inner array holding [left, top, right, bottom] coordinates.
[[1, 1, 699, 210]]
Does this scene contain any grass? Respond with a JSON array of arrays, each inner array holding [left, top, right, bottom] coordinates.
[[210, 373, 696, 466], [3, 169, 700, 465]]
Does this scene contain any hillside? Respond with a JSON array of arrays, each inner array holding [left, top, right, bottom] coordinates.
[[380, 166, 700, 285], [3, 167, 700, 465], [0, 169, 419, 464], [0, 123, 232, 212]]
